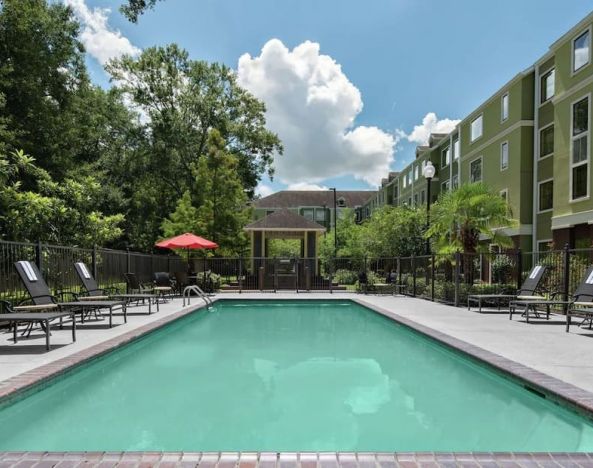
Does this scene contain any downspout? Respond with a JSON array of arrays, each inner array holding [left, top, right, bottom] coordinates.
[[532, 67, 540, 254]]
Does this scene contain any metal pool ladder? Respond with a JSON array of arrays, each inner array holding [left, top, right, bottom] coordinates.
[[183, 285, 213, 309]]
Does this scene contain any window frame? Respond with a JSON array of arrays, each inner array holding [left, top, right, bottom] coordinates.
[[501, 92, 509, 122], [469, 156, 483, 183], [537, 178, 554, 213], [500, 140, 509, 171], [470, 114, 483, 142], [540, 68, 555, 105], [537, 239, 553, 253], [441, 146, 451, 169], [453, 138, 460, 160], [539, 122, 555, 160], [452, 174, 459, 189], [572, 26, 592, 75], [441, 180, 450, 193], [569, 93, 590, 202], [499, 188, 508, 203]]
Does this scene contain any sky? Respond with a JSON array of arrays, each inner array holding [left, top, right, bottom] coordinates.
[[64, 0, 593, 195]]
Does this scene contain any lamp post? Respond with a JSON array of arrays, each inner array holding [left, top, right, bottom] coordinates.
[[329, 188, 337, 256], [422, 161, 436, 254]]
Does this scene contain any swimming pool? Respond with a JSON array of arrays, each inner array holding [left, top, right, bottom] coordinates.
[[0, 299, 592, 452]]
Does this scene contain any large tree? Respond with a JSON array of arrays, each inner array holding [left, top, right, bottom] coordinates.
[[107, 45, 281, 249]]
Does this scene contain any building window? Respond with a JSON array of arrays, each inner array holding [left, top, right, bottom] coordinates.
[[471, 115, 483, 142], [500, 189, 508, 203], [393, 184, 398, 199], [501, 93, 509, 121], [470, 157, 482, 182], [500, 141, 509, 170], [538, 179, 553, 212], [408, 171, 412, 185], [408, 197, 412, 206], [337, 197, 346, 207], [441, 180, 450, 192], [537, 240, 552, 252], [302, 208, 314, 220], [540, 69, 555, 103], [414, 165, 419, 181], [573, 29, 590, 73], [315, 209, 326, 223], [414, 194, 418, 206], [453, 138, 460, 160], [441, 147, 451, 168], [452, 174, 459, 189], [421, 190, 425, 204], [540, 125, 554, 158], [571, 96, 589, 200]]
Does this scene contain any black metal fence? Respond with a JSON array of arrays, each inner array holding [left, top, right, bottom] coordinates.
[[2, 240, 592, 309]]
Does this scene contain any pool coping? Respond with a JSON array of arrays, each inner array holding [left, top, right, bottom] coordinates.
[[0, 296, 593, 465]]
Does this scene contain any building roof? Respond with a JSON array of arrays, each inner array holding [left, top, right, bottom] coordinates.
[[253, 190, 375, 209], [244, 209, 326, 231]]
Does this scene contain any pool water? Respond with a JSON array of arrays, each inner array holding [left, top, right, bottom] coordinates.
[[1, 299, 593, 452]]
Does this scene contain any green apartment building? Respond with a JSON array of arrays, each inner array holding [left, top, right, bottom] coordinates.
[[363, 11, 593, 252]]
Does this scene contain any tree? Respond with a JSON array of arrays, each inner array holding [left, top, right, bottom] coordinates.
[[0, 0, 89, 179], [361, 205, 426, 258], [161, 191, 200, 238], [426, 183, 516, 255], [0, 150, 124, 246], [107, 45, 281, 249], [193, 130, 252, 255], [120, 0, 163, 22]]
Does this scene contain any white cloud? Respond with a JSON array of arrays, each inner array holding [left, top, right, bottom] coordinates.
[[65, 0, 140, 65], [237, 39, 395, 187], [405, 112, 460, 146], [286, 182, 328, 191], [255, 183, 274, 198]]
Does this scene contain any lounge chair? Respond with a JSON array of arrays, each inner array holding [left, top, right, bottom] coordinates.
[[468, 265, 548, 312], [124, 272, 153, 294], [74, 262, 158, 314], [0, 294, 76, 352], [15, 260, 127, 329], [566, 266, 593, 332], [509, 265, 593, 328]]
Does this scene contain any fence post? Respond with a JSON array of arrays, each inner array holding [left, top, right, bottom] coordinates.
[[411, 254, 416, 297], [329, 258, 333, 294], [35, 240, 43, 271], [259, 266, 264, 292], [273, 258, 278, 293], [516, 248, 523, 292], [92, 244, 98, 279], [431, 254, 435, 301], [238, 257, 243, 294], [454, 252, 461, 307], [126, 248, 131, 274], [397, 257, 402, 293], [563, 243, 571, 314]]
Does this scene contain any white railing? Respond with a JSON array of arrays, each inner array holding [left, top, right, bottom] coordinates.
[[182, 285, 213, 309]]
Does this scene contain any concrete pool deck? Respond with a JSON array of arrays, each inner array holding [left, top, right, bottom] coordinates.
[[1, 293, 593, 466]]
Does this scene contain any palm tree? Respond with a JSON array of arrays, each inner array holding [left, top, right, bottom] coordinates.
[[426, 183, 516, 283]]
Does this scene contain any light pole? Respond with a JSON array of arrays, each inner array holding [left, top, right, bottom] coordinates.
[[422, 161, 436, 254], [329, 188, 337, 256]]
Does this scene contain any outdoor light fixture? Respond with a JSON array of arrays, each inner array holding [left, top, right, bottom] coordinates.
[[422, 161, 436, 254]]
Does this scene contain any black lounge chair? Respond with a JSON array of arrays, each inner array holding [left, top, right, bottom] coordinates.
[[468, 265, 548, 312], [15, 260, 127, 329], [509, 265, 593, 328], [124, 272, 153, 294], [74, 262, 158, 314]]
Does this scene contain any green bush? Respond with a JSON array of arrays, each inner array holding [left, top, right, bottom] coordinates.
[[491, 255, 514, 284], [333, 269, 358, 285]]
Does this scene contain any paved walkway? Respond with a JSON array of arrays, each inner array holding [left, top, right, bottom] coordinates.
[[0, 292, 592, 395]]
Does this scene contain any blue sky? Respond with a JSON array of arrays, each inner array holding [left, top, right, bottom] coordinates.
[[76, 0, 593, 193]]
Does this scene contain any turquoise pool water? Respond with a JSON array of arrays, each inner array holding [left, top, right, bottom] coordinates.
[[0, 299, 592, 451]]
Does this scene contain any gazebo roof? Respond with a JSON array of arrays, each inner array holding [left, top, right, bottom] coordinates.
[[244, 209, 326, 232]]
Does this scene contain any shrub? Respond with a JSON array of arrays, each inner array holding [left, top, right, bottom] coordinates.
[[491, 255, 514, 284], [333, 269, 358, 285]]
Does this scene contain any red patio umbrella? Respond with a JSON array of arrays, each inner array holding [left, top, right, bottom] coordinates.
[[155, 233, 218, 272]]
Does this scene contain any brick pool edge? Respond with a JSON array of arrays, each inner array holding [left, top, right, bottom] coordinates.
[[0, 296, 593, 465], [1, 451, 593, 467]]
